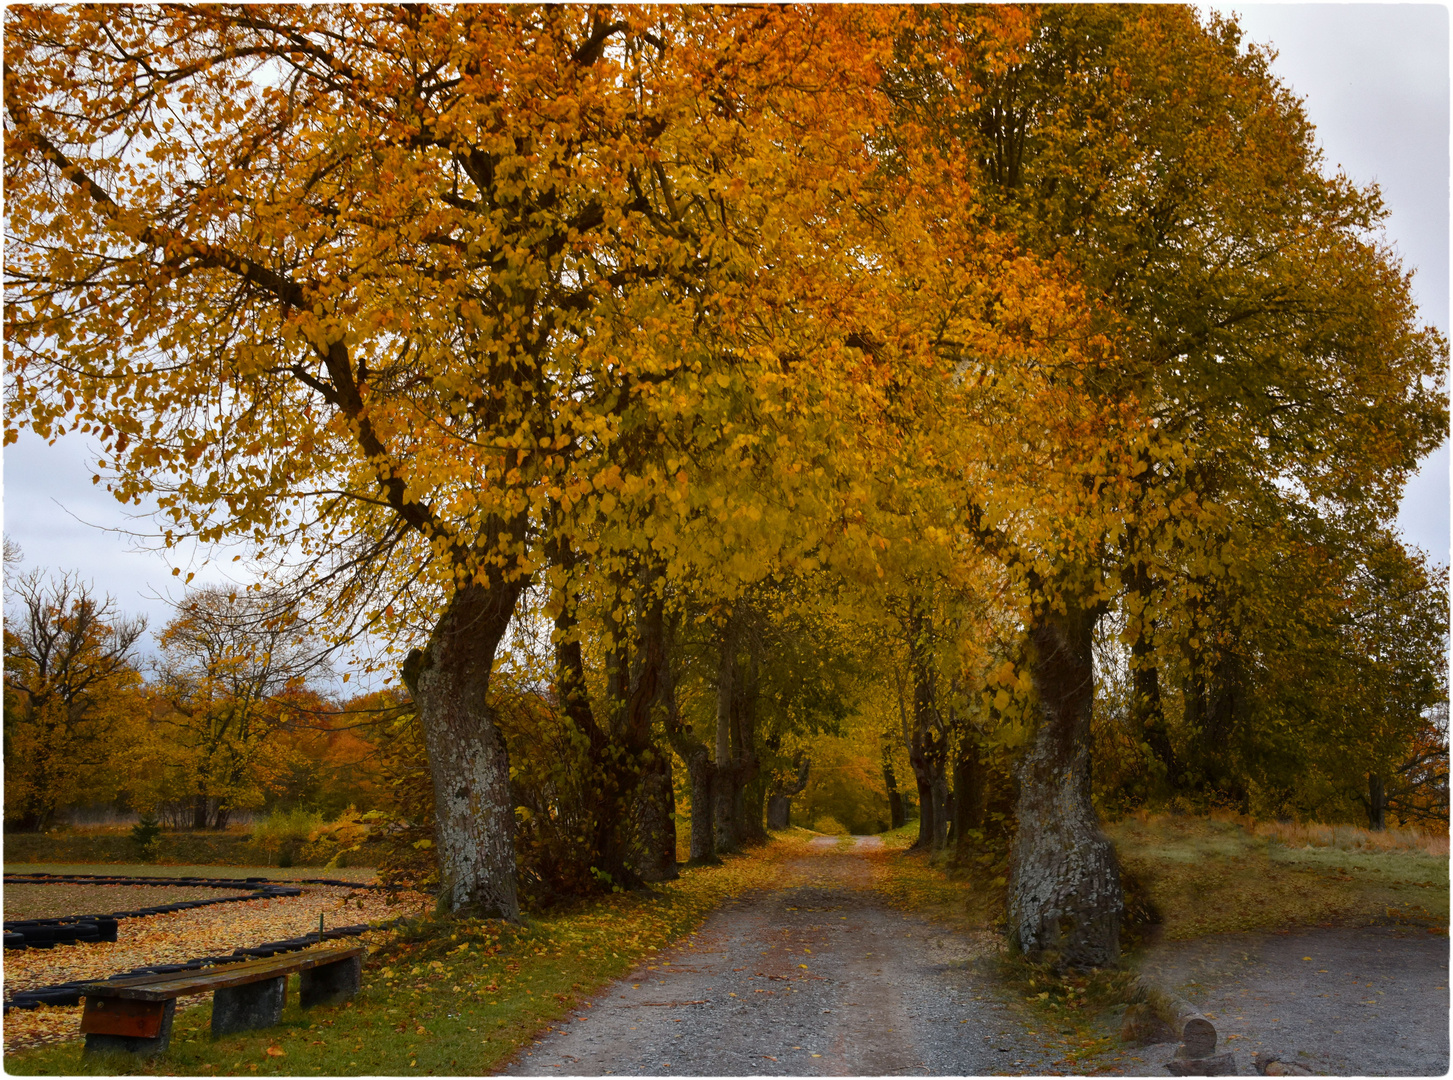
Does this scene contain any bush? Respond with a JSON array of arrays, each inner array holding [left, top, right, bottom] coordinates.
[[131, 813, 162, 861], [251, 807, 323, 865], [812, 814, 848, 836]]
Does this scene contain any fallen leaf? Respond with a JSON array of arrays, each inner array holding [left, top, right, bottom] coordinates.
[[265, 1046, 285, 1057]]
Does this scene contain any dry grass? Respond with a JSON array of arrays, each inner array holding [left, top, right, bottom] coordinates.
[[1108, 811, 1449, 941], [1248, 816, 1449, 857]]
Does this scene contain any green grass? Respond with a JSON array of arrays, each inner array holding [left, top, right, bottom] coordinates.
[[4, 864, 380, 882], [4, 836, 810, 1076]]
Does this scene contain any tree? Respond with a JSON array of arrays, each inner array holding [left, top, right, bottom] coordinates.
[[5, 5, 909, 915], [875, 5, 1446, 966], [3, 569, 147, 830], [151, 587, 324, 828]]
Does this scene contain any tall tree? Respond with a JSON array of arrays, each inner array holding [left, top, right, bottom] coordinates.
[[877, 5, 1447, 966], [3, 570, 147, 830], [5, 6, 907, 914], [152, 587, 322, 828]]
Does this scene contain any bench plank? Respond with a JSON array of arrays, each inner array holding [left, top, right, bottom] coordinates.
[[84, 946, 365, 1003]]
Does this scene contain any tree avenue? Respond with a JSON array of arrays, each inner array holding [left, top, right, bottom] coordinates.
[[5, 4, 1446, 972]]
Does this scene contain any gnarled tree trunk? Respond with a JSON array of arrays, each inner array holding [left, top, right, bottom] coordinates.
[[767, 755, 810, 830], [1008, 602, 1121, 969], [404, 580, 524, 919]]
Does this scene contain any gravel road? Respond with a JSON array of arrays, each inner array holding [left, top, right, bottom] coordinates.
[[1085, 924, 1450, 1076], [505, 836, 1060, 1076], [505, 837, 1449, 1077]]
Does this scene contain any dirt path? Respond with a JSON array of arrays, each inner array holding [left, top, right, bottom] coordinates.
[[1087, 925, 1450, 1076], [504, 837, 1058, 1076]]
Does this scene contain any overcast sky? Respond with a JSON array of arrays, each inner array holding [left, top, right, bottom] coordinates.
[[3, 4, 1449, 667]]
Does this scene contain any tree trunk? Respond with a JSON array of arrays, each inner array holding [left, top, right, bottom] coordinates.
[[766, 794, 791, 830], [952, 732, 987, 855], [905, 609, 949, 850], [686, 751, 717, 861], [1008, 602, 1122, 969], [767, 756, 810, 831], [883, 745, 905, 829], [733, 635, 764, 846], [739, 773, 767, 846], [713, 618, 739, 853], [404, 580, 523, 919], [1367, 773, 1388, 831], [909, 731, 934, 848], [929, 749, 950, 849], [662, 638, 717, 863], [1131, 632, 1178, 790], [631, 747, 678, 881]]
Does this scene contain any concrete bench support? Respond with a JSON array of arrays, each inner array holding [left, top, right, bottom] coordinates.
[[212, 975, 286, 1037], [300, 952, 362, 1008]]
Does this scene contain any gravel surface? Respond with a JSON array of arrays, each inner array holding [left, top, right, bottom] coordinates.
[[507, 837, 1450, 1077], [506, 837, 1061, 1076], [1085, 925, 1450, 1076]]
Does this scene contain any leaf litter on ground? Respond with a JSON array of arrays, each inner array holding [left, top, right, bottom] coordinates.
[[3, 882, 431, 1054]]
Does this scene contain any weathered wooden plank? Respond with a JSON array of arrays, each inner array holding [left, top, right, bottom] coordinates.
[[84, 946, 365, 1002], [79, 996, 167, 1038]]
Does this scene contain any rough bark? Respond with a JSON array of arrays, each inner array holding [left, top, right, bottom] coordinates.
[[685, 751, 717, 860], [1008, 602, 1122, 969], [404, 580, 524, 919], [621, 590, 675, 880], [631, 747, 678, 881]]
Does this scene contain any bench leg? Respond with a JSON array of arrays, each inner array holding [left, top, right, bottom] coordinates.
[[83, 1000, 176, 1057], [212, 975, 286, 1037], [300, 954, 362, 1008]]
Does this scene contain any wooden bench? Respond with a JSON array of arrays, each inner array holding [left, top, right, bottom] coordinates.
[[80, 945, 364, 1056]]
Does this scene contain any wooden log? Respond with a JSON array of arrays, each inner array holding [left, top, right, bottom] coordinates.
[[1130, 975, 1217, 1058]]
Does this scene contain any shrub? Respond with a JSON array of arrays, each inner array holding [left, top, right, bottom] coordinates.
[[812, 814, 848, 836], [252, 807, 323, 865], [130, 812, 162, 861]]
